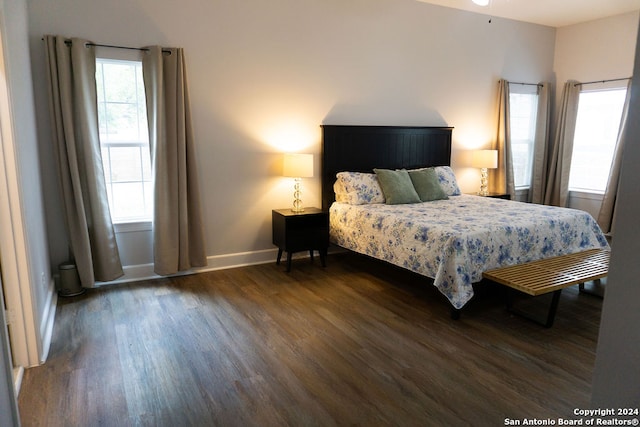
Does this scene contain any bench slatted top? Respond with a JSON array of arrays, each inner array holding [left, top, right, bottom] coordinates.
[[482, 249, 610, 296]]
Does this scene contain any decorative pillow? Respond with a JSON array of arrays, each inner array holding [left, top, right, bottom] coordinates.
[[334, 172, 385, 205], [433, 166, 461, 196], [408, 168, 449, 202], [373, 168, 421, 205]]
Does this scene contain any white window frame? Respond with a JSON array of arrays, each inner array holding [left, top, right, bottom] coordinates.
[[568, 82, 627, 195], [509, 84, 539, 190], [95, 48, 152, 230]]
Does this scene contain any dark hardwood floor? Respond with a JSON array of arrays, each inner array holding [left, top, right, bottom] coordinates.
[[18, 252, 604, 426]]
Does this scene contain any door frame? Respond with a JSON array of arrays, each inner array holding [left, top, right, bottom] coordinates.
[[0, 8, 41, 369]]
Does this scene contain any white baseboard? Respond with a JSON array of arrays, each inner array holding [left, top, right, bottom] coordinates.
[[97, 248, 282, 285]]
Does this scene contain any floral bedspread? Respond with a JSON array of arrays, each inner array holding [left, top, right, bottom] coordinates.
[[329, 195, 609, 309]]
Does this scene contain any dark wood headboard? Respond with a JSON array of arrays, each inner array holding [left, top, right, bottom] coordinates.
[[321, 125, 453, 210]]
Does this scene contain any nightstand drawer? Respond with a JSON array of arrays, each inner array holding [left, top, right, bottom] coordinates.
[[281, 227, 328, 251], [281, 213, 328, 231]]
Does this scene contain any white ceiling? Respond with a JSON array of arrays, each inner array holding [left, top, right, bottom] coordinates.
[[416, 0, 640, 27]]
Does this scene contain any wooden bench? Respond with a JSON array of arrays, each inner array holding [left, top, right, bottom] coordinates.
[[482, 248, 610, 327]]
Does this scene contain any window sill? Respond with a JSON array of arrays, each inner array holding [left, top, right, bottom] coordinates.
[[113, 221, 152, 233], [568, 190, 604, 201]]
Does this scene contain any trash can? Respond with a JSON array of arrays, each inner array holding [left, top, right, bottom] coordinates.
[[58, 263, 85, 297]]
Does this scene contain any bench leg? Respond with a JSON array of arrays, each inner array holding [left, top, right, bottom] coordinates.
[[579, 280, 605, 299], [507, 289, 562, 328], [545, 290, 562, 328], [450, 307, 461, 320]]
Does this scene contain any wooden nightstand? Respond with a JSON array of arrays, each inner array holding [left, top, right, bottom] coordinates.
[[272, 207, 329, 272], [468, 192, 511, 200]]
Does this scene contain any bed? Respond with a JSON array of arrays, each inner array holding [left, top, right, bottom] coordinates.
[[321, 125, 609, 311]]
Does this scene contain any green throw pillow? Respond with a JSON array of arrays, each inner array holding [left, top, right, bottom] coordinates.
[[408, 168, 449, 202], [373, 168, 421, 205]]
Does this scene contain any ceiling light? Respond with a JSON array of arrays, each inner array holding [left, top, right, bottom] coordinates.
[[472, 0, 489, 5]]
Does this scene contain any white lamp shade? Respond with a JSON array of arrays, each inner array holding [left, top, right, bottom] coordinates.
[[283, 153, 314, 178], [472, 0, 489, 5], [472, 150, 498, 169]]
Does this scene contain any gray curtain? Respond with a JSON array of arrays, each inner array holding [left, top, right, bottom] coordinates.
[[597, 81, 632, 235], [44, 35, 123, 286], [543, 80, 581, 207], [490, 79, 515, 199], [528, 83, 551, 204], [142, 46, 207, 275]]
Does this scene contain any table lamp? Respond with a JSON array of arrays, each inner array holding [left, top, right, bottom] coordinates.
[[472, 149, 498, 196], [283, 153, 313, 212]]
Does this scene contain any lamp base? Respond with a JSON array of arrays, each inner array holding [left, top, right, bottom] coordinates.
[[478, 167, 489, 196], [291, 178, 304, 213]]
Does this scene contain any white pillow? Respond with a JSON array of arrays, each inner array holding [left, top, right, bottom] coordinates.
[[334, 172, 385, 205], [433, 166, 461, 196]]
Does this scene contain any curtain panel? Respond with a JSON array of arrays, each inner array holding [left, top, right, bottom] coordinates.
[[142, 46, 207, 275], [543, 81, 581, 207], [597, 81, 632, 235], [528, 83, 551, 204], [490, 79, 515, 199], [44, 36, 123, 286]]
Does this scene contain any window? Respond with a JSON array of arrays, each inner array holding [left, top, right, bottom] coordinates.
[[96, 58, 152, 223], [509, 86, 539, 189], [568, 87, 627, 193]]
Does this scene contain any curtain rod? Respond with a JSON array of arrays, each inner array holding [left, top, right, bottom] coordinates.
[[42, 37, 171, 54], [74, 41, 172, 55], [86, 42, 151, 52], [508, 81, 543, 87], [575, 77, 630, 87]]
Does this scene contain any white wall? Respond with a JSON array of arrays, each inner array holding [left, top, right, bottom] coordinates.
[[26, 0, 557, 275], [554, 11, 639, 218], [555, 11, 639, 86]]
